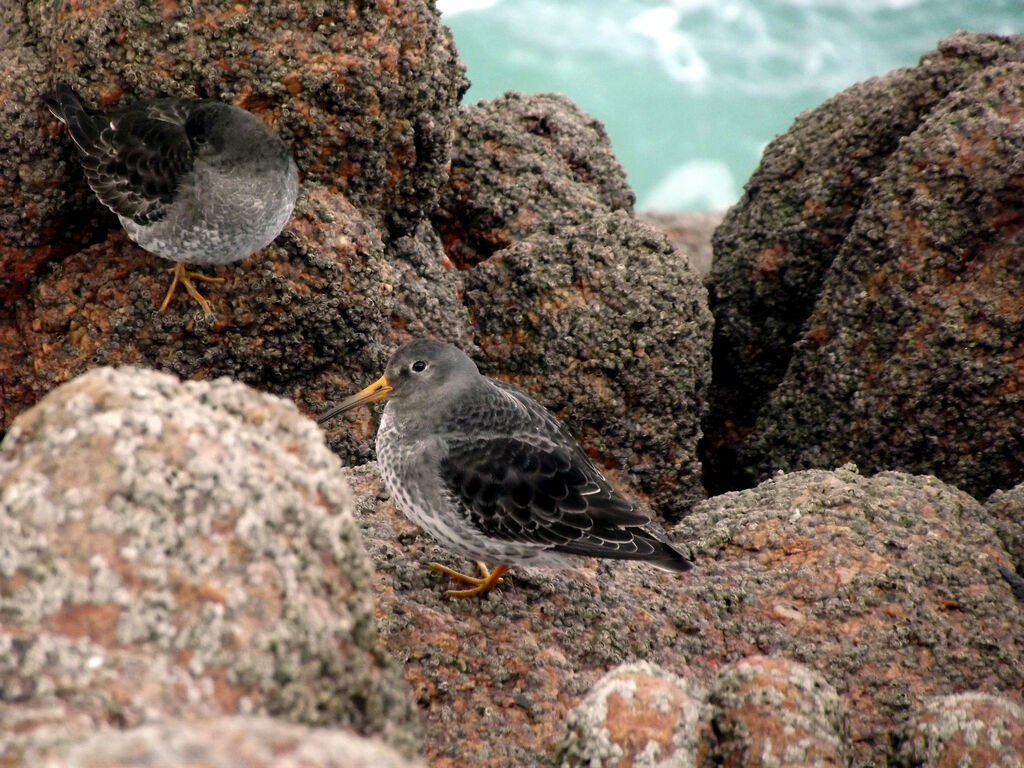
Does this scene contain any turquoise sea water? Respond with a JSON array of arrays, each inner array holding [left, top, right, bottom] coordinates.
[[439, 0, 1021, 211]]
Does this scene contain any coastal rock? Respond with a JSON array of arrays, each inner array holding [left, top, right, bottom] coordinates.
[[1, 0, 468, 436], [555, 661, 709, 768], [638, 210, 722, 280], [341, 462, 1023, 768], [985, 484, 1024, 570], [433, 91, 635, 269], [703, 657, 848, 767], [29, 717, 424, 768], [385, 220, 474, 347], [0, 186, 390, 465], [742, 60, 1024, 499], [0, 44, 104, 303], [462, 210, 712, 521], [889, 692, 1024, 767], [704, 31, 1024, 493], [6, 0, 464, 261], [0, 368, 419, 763]]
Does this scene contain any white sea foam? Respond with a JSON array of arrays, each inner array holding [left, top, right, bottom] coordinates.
[[627, 7, 709, 84], [640, 160, 739, 211], [441, 0, 1022, 210], [437, 0, 502, 14]]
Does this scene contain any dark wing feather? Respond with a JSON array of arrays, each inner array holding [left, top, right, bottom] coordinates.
[[438, 381, 691, 570], [45, 84, 193, 224]]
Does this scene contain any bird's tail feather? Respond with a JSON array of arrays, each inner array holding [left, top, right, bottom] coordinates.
[[44, 83, 104, 156], [646, 540, 694, 572], [554, 528, 693, 571]]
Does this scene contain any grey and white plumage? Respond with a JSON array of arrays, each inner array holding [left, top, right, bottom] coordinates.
[[319, 339, 692, 579], [45, 83, 297, 310]]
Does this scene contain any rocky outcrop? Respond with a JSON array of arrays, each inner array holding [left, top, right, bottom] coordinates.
[[703, 657, 848, 767], [433, 91, 635, 269], [1, 0, 467, 434], [28, 717, 424, 768], [2, 368, 1021, 768], [463, 210, 712, 521], [890, 693, 1024, 767], [344, 461, 1023, 767], [705, 32, 1024, 496], [556, 661, 709, 768], [638, 210, 722, 279], [0, 8, 710, 522], [985, 483, 1024, 570], [2, 6, 1021, 766], [0, 189, 391, 459], [0, 368, 419, 763]]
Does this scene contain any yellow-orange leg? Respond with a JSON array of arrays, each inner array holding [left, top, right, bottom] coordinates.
[[428, 561, 508, 599], [160, 262, 225, 315]]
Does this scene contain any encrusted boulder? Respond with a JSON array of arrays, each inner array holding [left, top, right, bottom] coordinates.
[[704, 31, 1024, 495], [463, 210, 712, 521], [342, 462, 1023, 767], [29, 717, 424, 768], [433, 91, 635, 269], [0, 367, 420, 762]]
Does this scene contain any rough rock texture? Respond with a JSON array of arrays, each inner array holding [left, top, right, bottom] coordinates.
[[0, 0, 468, 439], [433, 91, 635, 269], [985, 484, 1024, 571], [385, 220, 473, 347], [890, 692, 1024, 768], [462, 210, 712, 521], [0, 188, 389, 464], [704, 31, 1024, 494], [702, 657, 849, 768], [984, 484, 1024, 601], [4, 0, 465, 270], [0, 44, 104, 303], [0, 7, 712, 518], [27, 717, 424, 768], [341, 462, 1023, 768], [556, 661, 709, 768], [638, 211, 722, 280], [742, 60, 1024, 499], [0, 368, 419, 763]]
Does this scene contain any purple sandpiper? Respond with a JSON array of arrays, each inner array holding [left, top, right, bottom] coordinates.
[[45, 83, 298, 315], [319, 339, 692, 598]]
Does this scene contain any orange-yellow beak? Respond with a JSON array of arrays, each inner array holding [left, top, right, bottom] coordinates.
[[317, 374, 392, 425]]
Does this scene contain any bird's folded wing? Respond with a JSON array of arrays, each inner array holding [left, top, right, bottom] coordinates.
[[57, 97, 193, 225], [438, 433, 650, 549]]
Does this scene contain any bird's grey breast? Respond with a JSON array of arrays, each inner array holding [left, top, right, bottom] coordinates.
[[376, 407, 452, 532]]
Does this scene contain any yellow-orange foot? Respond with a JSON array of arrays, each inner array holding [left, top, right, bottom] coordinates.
[[428, 561, 508, 599], [160, 262, 225, 315]]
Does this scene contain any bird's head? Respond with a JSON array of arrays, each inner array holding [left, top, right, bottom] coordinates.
[[318, 339, 480, 425], [185, 102, 282, 162]]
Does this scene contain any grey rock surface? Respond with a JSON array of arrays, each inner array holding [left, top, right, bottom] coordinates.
[[433, 91, 635, 269], [985, 483, 1024, 570], [556, 661, 709, 768], [34, 717, 425, 768], [0, 367, 419, 763], [742, 59, 1024, 499], [704, 31, 1024, 494], [341, 462, 1023, 768], [889, 692, 1024, 767], [638, 210, 722, 280], [706, 656, 849, 767]]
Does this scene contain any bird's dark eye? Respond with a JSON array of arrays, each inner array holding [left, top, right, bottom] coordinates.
[[411, 360, 427, 373]]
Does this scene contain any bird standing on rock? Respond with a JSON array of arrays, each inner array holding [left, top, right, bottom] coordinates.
[[318, 339, 692, 598], [45, 83, 298, 315]]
